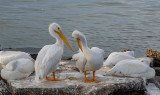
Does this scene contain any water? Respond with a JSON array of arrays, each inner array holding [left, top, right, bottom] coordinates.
[[0, 0, 160, 58]]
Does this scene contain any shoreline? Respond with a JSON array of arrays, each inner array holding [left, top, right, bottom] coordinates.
[[1, 47, 108, 60], [1, 47, 73, 60]]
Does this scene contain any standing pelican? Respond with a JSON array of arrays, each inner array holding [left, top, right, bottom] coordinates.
[[72, 30, 104, 83], [35, 23, 74, 82]]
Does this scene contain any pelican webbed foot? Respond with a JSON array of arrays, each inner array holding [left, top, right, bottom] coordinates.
[[46, 72, 61, 81], [91, 71, 100, 83], [84, 71, 93, 83]]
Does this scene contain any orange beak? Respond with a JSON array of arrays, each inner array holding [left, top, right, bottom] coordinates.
[[77, 38, 83, 52], [55, 30, 74, 52]]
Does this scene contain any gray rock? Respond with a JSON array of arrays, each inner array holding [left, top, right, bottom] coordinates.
[[0, 79, 11, 95], [147, 76, 160, 89], [6, 61, 144, 95]]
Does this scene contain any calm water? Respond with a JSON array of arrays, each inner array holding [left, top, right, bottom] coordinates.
[[0, 0, 160, 58]]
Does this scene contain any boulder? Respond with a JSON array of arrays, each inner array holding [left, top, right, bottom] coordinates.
[[0, 79, 11, 95], [6, 61, 144, 95], [146, 48, 160, 67]]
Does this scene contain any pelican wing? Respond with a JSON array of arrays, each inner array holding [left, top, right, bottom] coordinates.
[[35, 45, 50, 64], [35, 44, 63, 79], [35, 45, 50, 72], [17, 59, 34, 73], [73, 49, 87, 73], [5, 60, 18, 71], [124, 51, 134, 57], [108, 59, 149, 76], [104, 52, 135, 66], [72, 49, 81, 61], [5, 58, 34, 73], [91, 47, 105, 56], [0, 51, 32, 65]]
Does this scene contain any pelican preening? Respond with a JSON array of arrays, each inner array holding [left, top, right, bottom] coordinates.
[[72, 30, 104, 82], [35, 23, 74, 82]]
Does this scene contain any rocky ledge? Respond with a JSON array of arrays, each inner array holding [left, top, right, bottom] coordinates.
[[2, 61, 144, 95]]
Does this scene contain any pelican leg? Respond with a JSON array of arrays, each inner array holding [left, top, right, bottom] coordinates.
[[84, 71, 92, 83], [46, 72, 61, 81], [91, 71, 100, 82]]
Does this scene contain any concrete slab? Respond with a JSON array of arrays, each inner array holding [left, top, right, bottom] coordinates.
[[6, 61, 144, 95]]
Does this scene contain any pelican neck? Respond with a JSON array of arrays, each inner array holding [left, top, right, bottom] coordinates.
[[55, 37, 64, 47], [80, 36, 90, 53]]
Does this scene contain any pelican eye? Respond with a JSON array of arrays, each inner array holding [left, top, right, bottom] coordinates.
[[58, 27, 60, 31]]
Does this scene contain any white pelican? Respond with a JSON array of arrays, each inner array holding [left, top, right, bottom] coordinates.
[[0, 51, 34, 68], [72, 30, 104, 83], [107, 57, 155, 79], [104, 51, 135, 67], [35, 23, 74, 82], [1, 58, 34, 80]]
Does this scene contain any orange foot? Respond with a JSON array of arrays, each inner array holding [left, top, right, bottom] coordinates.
[[46, 77, 61, 81], [91, 79, 100, 83], [84, 79, 93, 83]]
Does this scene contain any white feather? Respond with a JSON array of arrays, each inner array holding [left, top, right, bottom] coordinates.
[[35, 44, 63, 81], [72, 49, 81, 61], [104, 51, 135, 67], [84, 47, 104, 71], [0, 51, 33, 68], [91, 47, 105, 56], [108, 58, 155, 79], [1, 58, 34, 80], [72, 49, 86, 73]]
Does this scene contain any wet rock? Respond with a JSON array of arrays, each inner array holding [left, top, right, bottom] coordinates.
[[154, 67, 160, 76], [5, 61, 144, 95], [147, 76, 160, 89]]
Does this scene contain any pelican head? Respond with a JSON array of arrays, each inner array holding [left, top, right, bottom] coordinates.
[[143, 57, 154, 66], [49, 23, 74, 52], [137, 57, 153, 66], [72, 30, 86, 52]]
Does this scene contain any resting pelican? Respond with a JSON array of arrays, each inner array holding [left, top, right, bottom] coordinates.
[[35, 23, 74, 82], [107, 57, 155, 79], [1, 58, 34, 80], [0, 51, 34, 68], [104, 51, 135, 67], [72, 30, 104, 83]]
